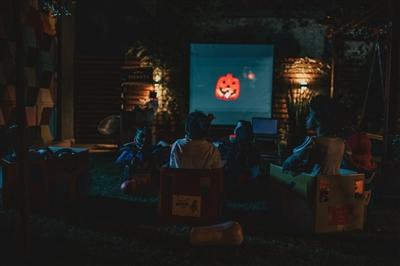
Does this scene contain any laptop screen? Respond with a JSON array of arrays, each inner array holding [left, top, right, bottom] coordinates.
[[252, 118, 278, 135]]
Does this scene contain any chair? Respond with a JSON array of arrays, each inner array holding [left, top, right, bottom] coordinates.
[[158, 167, 224, 225]]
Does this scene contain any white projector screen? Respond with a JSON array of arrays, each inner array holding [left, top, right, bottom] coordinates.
[[190, 43, 274, 125]]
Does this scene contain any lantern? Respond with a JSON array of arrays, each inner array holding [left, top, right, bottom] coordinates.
[[215, 73, 240, 101]]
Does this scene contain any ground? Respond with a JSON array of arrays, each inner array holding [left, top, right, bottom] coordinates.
[[0, 153, 399, 265]]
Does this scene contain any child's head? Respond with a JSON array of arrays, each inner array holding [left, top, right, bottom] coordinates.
[[234, 120, 251, 134], [306, 95, 330, 130], [134, 127, 147, 147], [185, 111, 211, 140], [233, 120, 253, 144], [307, 95, 339, 136]]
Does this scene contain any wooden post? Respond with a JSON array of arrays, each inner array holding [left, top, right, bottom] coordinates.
[[14, 0, 31, 260], [395, 1, 400, 134], [58, 0, 76, 141]]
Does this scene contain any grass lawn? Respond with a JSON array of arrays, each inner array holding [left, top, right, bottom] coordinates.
[[0, 153, 399, 265]]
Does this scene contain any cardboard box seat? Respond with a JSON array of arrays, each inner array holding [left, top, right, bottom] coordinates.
[[1, 147, 90, 211], [269, 164, 358, 200], [269, 164, 365, 233], [159, 167, 224, 225]]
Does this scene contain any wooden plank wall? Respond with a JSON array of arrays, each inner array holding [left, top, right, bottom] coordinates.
[[74, 56, 124, 144]]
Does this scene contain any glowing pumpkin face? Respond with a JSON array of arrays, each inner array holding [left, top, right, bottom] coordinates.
[[215, 73, 240, 101]]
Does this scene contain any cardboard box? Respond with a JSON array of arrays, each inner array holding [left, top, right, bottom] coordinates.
[[1, 147, 90, 211], [159, 168, 224, 225], [314, 174, 365, 233], [269, 164, 315, 199], [269, 164, 365, 233]]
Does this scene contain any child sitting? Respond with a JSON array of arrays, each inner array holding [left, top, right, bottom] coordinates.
[[169, 111, 221, 169], [116, 127, 170, 183], [345, 132, 377, 170], [282, 95, 346, 176], [224, 120, 260, 189], [343, 132, 377, 183]]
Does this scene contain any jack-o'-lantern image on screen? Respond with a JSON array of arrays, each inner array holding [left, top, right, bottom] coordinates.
[[215, 73, 240, 101], [190, 44, 274, 124]]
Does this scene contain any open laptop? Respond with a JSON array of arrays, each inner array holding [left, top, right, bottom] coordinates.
[[251, 117, 278, 137]]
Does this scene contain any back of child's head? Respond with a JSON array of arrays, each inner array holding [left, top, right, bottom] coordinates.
[[309, 95, 330, 114], [309, 95, 340, 136], [185, 111, 211, 140], [235, 121, 254, 145], [134, 127, 147, 147]]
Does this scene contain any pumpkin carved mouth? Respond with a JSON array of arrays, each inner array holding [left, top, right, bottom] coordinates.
[[215, 73, 240, 101], [219, 87, 237, 99]]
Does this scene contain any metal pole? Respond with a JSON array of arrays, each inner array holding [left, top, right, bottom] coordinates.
[[382, 0, 394, 167], [14, 0, 31, 260], [383, 27, 392, 165]]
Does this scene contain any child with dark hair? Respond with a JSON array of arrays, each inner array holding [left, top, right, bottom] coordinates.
[[283, 95, 346, 175], [169, 111, 221, 169], [116, 127, 170, 181], [225, 120, 260, 189]]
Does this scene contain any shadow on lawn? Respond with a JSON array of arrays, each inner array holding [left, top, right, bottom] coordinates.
[[0, 152, 398, 264], [2, 192, 398, 265]]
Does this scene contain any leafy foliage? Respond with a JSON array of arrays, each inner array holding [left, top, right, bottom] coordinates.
[[125, 1, 224, 120]]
